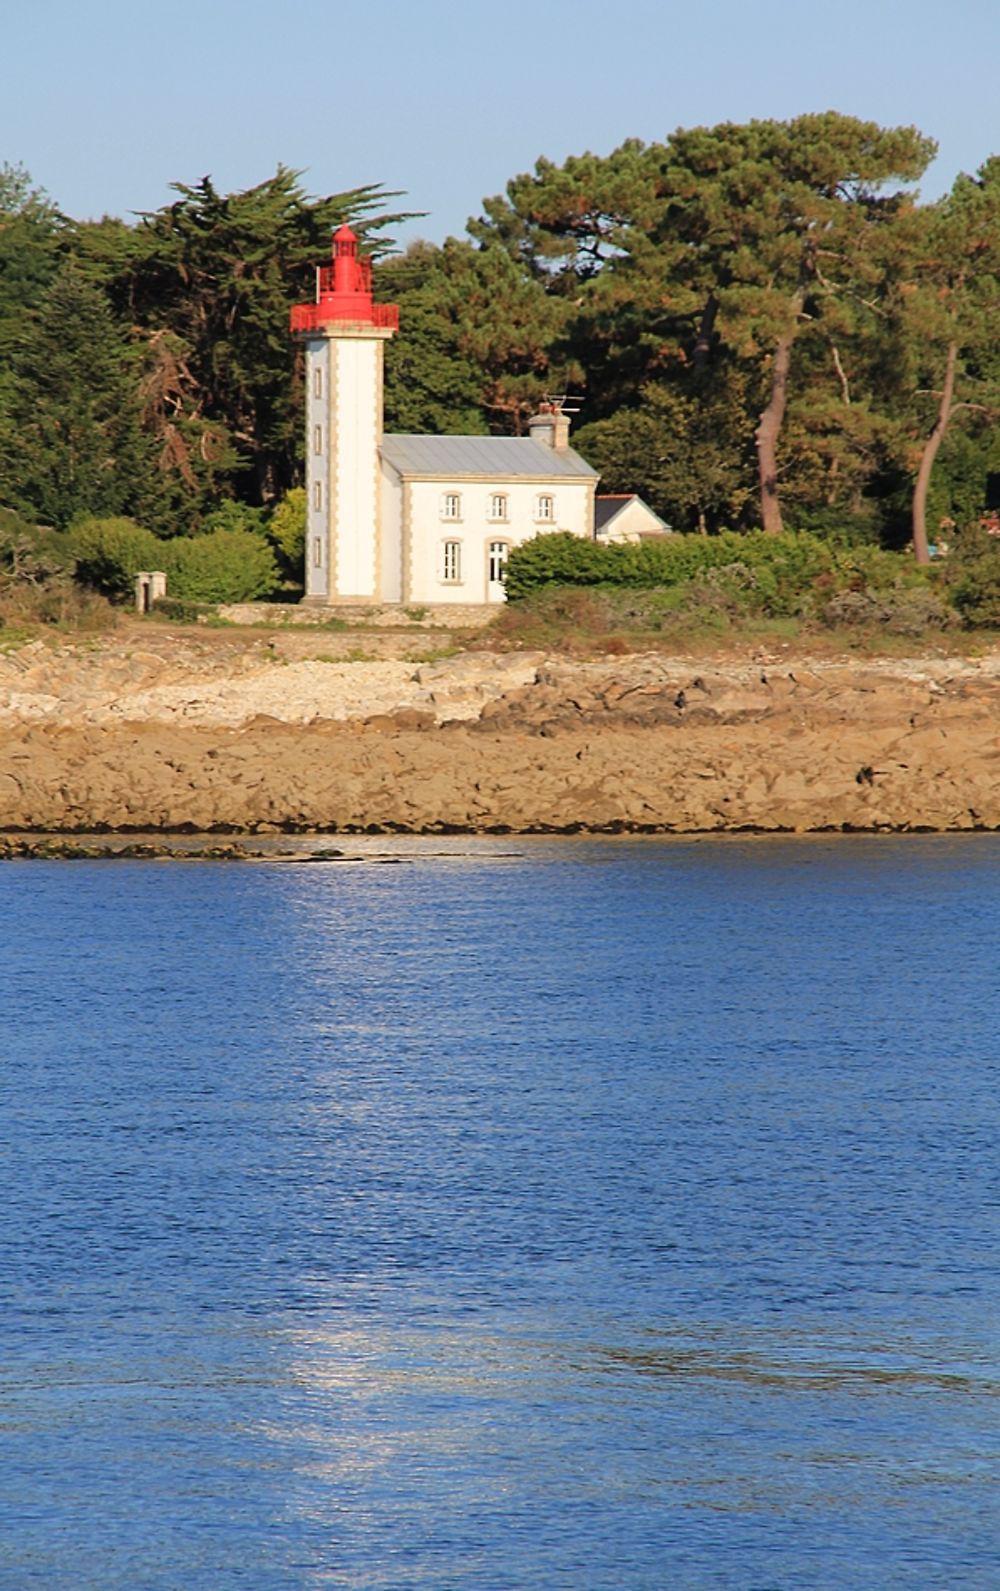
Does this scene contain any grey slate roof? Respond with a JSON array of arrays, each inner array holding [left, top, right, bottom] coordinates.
[[381, 434, 597, 480]]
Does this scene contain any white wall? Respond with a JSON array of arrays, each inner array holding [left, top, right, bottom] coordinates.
[[303, 330, 388, 603], [402, 477, 595, 604], [304, 340, 330, 601], [379, 462, 403, 602], [331, 338, 380, 599]]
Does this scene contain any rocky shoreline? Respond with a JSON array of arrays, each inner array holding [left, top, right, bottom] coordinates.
[[3, 629, 1000, 837]]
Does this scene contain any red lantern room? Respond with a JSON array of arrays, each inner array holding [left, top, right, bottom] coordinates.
[[290, 224, 399, 334]]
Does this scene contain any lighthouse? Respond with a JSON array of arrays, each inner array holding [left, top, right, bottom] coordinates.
[[291, 227, 608, 609], [290, 225, 399, 603]]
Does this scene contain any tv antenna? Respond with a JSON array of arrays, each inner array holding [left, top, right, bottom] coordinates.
[[542, 392, 582, 415]]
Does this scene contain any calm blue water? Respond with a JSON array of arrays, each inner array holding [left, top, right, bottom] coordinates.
[[2, 836, 998, 1590]]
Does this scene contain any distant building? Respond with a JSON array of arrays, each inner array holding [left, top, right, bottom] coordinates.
[[378, 432, 597, 606], [291, 227, 667, 606], [594, 495, 671, 543]]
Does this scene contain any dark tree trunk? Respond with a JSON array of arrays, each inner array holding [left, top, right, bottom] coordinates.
[[692, 294, 719, 371], [755, 308, 799, 535], [912, 340, 958, 566]]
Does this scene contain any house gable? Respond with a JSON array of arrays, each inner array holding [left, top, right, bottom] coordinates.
[[594, 494, 671, 543]]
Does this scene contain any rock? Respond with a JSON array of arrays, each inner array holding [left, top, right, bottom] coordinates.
[[3, 633, 1000, 833]]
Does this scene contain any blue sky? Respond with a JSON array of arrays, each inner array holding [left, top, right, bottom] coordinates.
[[4, 0, 997, 244]]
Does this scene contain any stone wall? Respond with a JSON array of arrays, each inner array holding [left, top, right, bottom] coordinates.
[[217, 602, 495, 628]]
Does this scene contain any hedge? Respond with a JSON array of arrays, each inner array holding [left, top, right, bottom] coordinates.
[[162, 529, 279, 605], [70, 517, 161, 599], [503, 530, 926, 616], [70, 518, 280, 605]]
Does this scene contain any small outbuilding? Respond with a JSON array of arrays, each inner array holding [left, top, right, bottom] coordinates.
[[594, 494, 671, 544]]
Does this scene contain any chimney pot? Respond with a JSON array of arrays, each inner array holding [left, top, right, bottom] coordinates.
[[529, 405, 571, 450]]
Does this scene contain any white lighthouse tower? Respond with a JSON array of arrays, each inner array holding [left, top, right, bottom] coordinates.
[[290, 225, 399, 604]]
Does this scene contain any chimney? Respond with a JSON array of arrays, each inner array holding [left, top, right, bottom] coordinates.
[[528, 401, 571, 451]]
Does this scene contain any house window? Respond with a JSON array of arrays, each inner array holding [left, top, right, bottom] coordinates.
[[536, 493, 554, 521], [313, 367, 323, 398], [489, 492, 508, 521], [312, 537, 323, 568], [442, 492, 462, 521], [488, 541, 509, 584], [313, 425, 323, 454], [313, 481, 322, 511], [442, 540, 462, 582]]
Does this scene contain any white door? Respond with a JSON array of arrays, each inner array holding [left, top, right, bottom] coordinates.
[[487, 540, 509, 602]]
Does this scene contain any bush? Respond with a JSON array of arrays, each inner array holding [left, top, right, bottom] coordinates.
[[0, 508, 118, 631], [162, 529, 279, 604], [502, 528, 956, 630], [833, 543, 924, 593], [502, 533, 620, 598], [941, 524, 1000, 628], [268, 488, 306, 581], [504, 529, 840, 607], [0, 508, 76, 585], [151, 596, 216, 624], [822, 584, 954, 635], [199, 499, 269, 538], [788, 505, 882, 546], [70, 516, 161, 599], [0, 580, 118, 632], [947, 559, 1000, 627]]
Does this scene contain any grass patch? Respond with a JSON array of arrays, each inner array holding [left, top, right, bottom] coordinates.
[[403, 644, 460, 664], [0, 625, 35, 652], [0, 581, 120, 635], [478, 583, 983, 660]]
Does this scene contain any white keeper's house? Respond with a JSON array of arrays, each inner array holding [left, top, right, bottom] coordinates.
[[290, 226, 668, 607]]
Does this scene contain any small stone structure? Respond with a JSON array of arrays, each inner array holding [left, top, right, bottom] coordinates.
[[135, 571, 167, 613]]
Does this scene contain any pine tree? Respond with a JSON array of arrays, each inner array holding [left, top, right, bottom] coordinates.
[[0, 267, 156, 529]]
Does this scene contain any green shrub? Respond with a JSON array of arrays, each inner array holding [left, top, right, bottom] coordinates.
[[788, 505, 881, 546], [947, 558, 1000, 626], [268, 488, 306, 581], [502, 528, 951, 628], [162, 529, 279, 604], [0, 508, 76, 585], [944, 521, 996, 565], [503, 533, 620, 598], [504, 529, 840, 610], [70, 516, 160, 599], [681, 561, 765, 617], [199, 499, 269, 538], [0, 508, 118, 630], [151, 596, 215, 624], [939, 524, 1000, 628], [822, 583, 954, 635], [504, 529, 842, 603]]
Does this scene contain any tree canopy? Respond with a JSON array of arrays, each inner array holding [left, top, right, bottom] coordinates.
[[1, 123, 998, 556], [1, 167, 411, 532]]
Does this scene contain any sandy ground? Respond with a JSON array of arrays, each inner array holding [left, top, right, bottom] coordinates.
[[2, 625, 1000, 833]]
